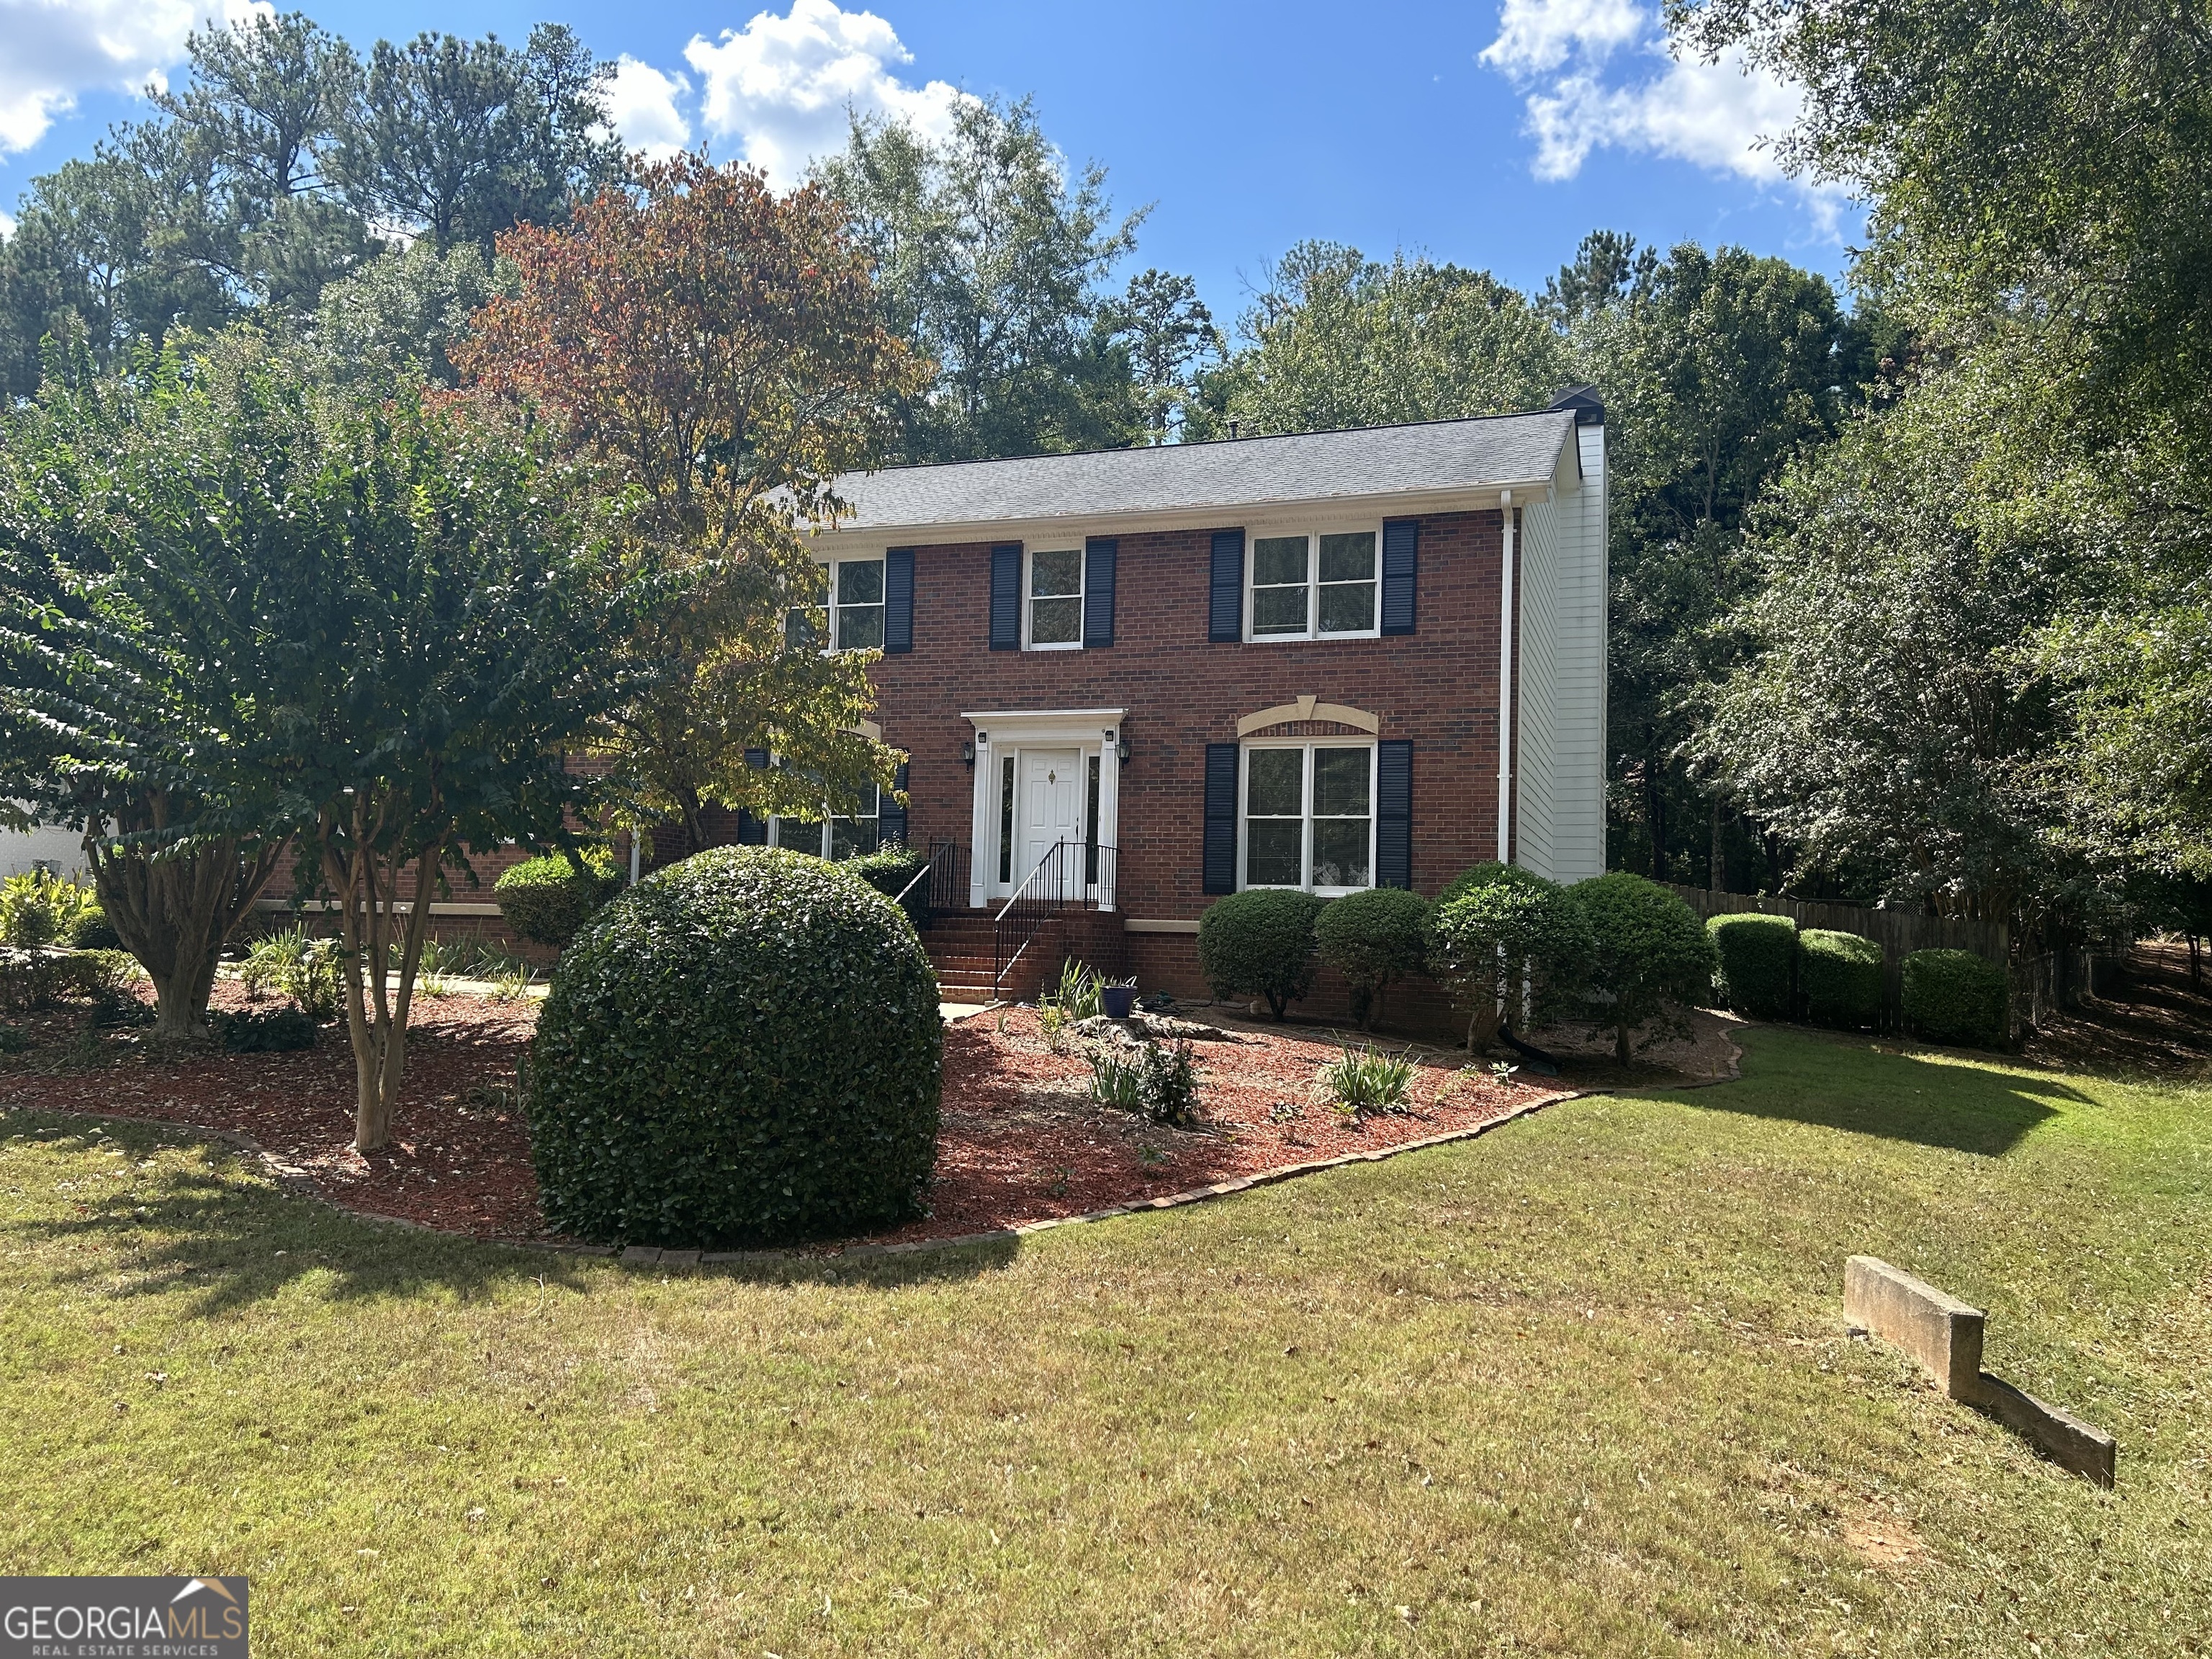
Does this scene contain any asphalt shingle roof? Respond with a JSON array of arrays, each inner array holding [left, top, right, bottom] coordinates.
[[824, 410, 1577, 534]]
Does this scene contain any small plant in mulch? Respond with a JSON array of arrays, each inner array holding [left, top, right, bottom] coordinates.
[[0, 1025, 30, 1054], [1267, 1098, 1303, 1125], [1321, 1043, 1416, 1120], [1087, 1038, 1201, 1128]]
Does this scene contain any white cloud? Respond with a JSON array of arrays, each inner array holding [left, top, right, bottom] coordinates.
[[603, 55, 692, 161], [1480, 0, 1847, 226], [682, 0, 964, 187], [0, 208, 15, 239], [0, 0, 269, 156]]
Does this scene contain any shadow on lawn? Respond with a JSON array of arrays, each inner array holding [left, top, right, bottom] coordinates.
[[2, 1111, 1010, 1314], [1679, 1028, 2084, 1156]]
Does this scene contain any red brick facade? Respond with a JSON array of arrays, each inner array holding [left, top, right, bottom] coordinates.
[[866, 508, 1509, 1000]]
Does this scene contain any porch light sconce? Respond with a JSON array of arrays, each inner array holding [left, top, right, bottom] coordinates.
[[1117, 733, 1131, 765], [962, 738, 976, 767]]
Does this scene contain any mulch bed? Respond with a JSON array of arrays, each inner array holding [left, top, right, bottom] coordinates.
[[0, 984, 1657, 1251]]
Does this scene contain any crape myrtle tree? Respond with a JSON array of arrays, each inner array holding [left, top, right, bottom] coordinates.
[[456, 153, 927, 847], [0, 336, 306, 1039]]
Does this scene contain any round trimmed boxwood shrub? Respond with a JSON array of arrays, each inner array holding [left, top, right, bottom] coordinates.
[[1570, 873, 1718, 1066], [1315, 887, 1431, 1029], [66, 904, 120, 950], [494, 848, 623, 948], [1901, 948, 2009, 1048], [526, 847, 942, 1246], [845, 842, 929, 927], [1800, 929, 1883, 1029], [1198, 889, 1326, 1020], [1425, 864, 1593, 1052], [1708, 912, 1797, 1018]]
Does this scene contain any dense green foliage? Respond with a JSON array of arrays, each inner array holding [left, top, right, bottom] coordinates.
[[1799, 929, 1884, 1030], [213, 1006, 318, 1053], [528, 848, 942, 1246], [493, 851, 623, 949], [845, 845, 929, 926], [1900, 948, 2010, 1050], [1570, 873, 1719, 1064], [1424, 865, 1595, 1052], [1197, 890, 1325, 1020], [1708, 913, 1797, 1019], [0, 872, 101, 948], [1314, 888, 1431, 1029]]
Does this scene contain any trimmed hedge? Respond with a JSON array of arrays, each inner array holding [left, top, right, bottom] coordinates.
[[66, 906, 120, 950], [845, 843, 929, 927], [1901, 948, 2009, 1048], [1197, 889, 1326, 1020], [1424, 865, 1593, 1052], [527, 847, 941, 1246], [494, 849, 623, 948], [1315, 888, 1431, 1028], [1570, 873, 1717, 1065], [1708, 912, 1797, 1018], [1800, 929, 1883, 1029]]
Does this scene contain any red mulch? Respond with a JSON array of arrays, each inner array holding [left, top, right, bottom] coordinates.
[[0, 986, 1575, 1250]]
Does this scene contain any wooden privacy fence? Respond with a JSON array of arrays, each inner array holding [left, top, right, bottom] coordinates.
[[1663, 884, 2012, 1035]]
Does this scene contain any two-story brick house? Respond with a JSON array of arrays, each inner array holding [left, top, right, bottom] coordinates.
[[774, 390, 1610, 1003]]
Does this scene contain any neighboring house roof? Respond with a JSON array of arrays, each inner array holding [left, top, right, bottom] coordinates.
[[817, 408, 1581, 541]]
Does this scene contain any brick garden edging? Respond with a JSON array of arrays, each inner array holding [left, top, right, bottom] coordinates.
[[37, 1028, 1745, 1267]]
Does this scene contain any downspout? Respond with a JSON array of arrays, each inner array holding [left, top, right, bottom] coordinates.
[[1497, 489, 1515, 863]]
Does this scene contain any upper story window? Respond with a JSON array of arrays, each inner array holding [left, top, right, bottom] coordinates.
[[1249, 530, 1379, 641], [1026, 549, 1083, 649], [832, 557, 885, 651], [1242, 742, 1374, 895]]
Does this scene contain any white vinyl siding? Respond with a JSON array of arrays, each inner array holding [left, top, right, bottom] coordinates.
[[1511, 424, 1607, 883]]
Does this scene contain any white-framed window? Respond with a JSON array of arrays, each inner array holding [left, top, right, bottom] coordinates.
[[1025, 548, 1084, 649], [768, 784, 881, 860], [1247, 529, 1380, 641], [1241, 742, 1375, 894], [832, 557, 885, 651]]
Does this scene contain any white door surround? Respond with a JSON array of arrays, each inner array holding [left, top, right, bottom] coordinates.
[[964, 707, 1125, 911]]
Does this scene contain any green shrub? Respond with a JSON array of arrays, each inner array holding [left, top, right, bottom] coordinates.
[[1315, 888, 1431, 1029], [1708, 913, 1798, 1018], [1321, 1043, 1416, 1117], [1424, 866, 1593, 1052], [0, 945, 140, 1012], [1800, 930, 1884, 1029], [240, 929, 344, 1020], [845, 843, 928, 926], [1901, 948, 2010, 1048], [0, 871, 100, 948], [1089, 1039, 1199, 1126], [494, 849, 624, 948], [1570, 873, 1719, 1065], [214, 1007, 318, 1052], [0, 1025, 30, 1053], [66, 905, 120, 950], [1197, 889, 1326, 1020], [527, 847, 942, 1246]]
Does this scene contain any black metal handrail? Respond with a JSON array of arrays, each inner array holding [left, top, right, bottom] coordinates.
[[992, 841, 1118, 998], [893, 837, 970, 928]]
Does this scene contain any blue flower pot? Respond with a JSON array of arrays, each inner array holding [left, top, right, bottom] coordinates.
[[1101, 984, 1138, 1020]]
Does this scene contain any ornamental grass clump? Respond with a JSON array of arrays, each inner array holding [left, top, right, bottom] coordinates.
[[526, 847, 942, 1246], [1570, 873, 1718, 1066], [1800, 929, 1884, 1029], [1424, 864, 1593, 1053], [1708, 913, 1798, 1019], [1198, 889, 1326, 1020], [1901, 948, 2010, 1049], [1321, 1043, 1416, 1118], [1315, 888, 1431, 1029]]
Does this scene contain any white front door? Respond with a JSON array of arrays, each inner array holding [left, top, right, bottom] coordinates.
[[1017, 748, 1084, 891]]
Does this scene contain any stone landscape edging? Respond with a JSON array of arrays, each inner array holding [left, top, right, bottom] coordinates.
[[32, 1023, 1744, 1268]]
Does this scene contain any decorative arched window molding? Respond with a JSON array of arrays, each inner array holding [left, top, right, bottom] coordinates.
[[1234, 694, 1381, 737]]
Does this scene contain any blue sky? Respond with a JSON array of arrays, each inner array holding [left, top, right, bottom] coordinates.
[[0, 0, 1861, 327]]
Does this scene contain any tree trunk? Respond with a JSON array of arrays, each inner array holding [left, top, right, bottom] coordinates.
[[85, 799, 286, 1041], [323, 791, 446, 1153], [1614, 1018, 1632, 1067], [1645, 763, 1668, 881], [1709, 796, 1724, 892]]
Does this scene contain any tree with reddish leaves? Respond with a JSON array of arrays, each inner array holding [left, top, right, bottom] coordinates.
[[457, 153, 927, 850]]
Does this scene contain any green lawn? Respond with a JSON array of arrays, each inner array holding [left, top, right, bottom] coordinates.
[[4, 1028, 2208, 1656]]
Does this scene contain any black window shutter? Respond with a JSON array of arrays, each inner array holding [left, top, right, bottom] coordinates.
[[877, 760, 910, 849], [1381, 518, 1419, 636], [1208, 529, 1244, 642], [737, 809, 768, 846], [1202, 742, 1240, 894], [989, 544, 1022, 649], [884, 547, 914, 653], [1376, 739, 1413, 889], [1083, 538, 1117, 647]]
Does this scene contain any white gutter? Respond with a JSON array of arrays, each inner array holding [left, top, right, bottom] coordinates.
[[1498, 489, 1515, 863]]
